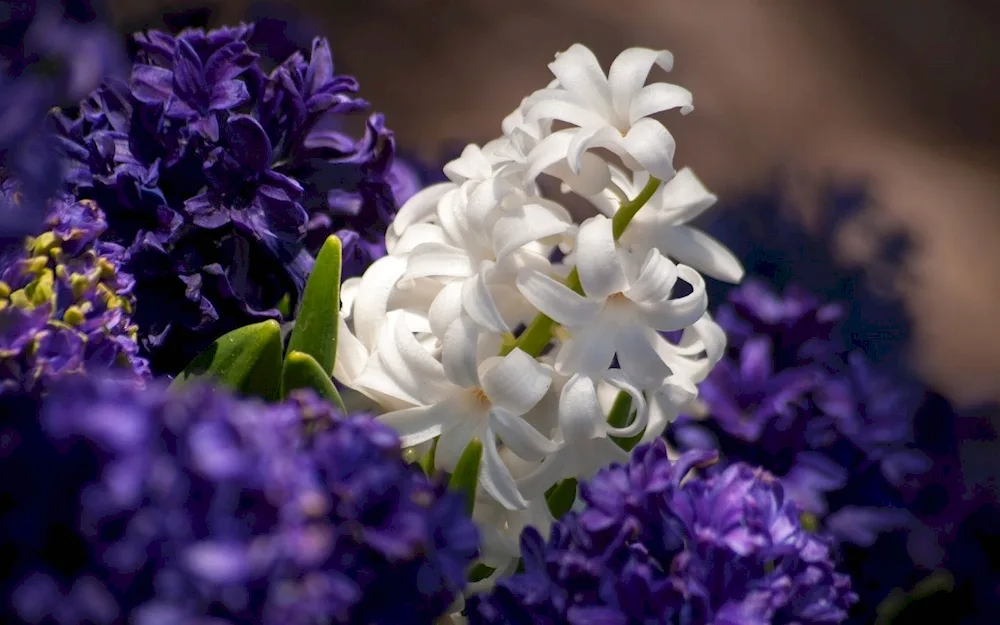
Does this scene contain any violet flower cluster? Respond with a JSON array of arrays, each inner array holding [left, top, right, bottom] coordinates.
[[467, 440, 857, 624], [0, 186, 148, 393], [51, 24, 401, 373], [670, 279, 931, 547], [0, 375, 478, 624], [1, 0, 122, 242]]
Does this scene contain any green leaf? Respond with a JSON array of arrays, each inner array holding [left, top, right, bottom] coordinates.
[[607, 390, 644, 451], [281, 350, 347, 412], [467, 563, 496, 583], [171, 320, 283, 401], [545, 478, 578, 519], [418, 437, 438, 476], [449, 437, 483, 516], [286, 235, 342, 375]]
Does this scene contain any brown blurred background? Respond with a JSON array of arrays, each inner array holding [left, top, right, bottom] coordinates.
[[111, 0, 1000, 405]]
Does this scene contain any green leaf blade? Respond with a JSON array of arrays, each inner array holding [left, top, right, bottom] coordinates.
[[286, 235, 342, 375], [449, 437, 483, 517], [171, 320, 283, 401], [281, 350, 347, 412]]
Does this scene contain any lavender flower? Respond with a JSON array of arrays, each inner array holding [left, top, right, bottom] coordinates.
[[53, 24, 399, 374], [0, 376, 478, 624], [467, 441, 857, 624], [1, 0, 122, 243], [0, 189, 148, 392]]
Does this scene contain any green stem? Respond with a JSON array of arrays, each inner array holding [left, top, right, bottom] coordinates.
[[500, 177, 661, 359]]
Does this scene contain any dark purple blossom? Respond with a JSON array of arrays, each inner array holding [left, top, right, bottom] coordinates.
[[468, 441, 857, 624], [0, 190, 148, 393], [53, 24, 400, 374], [1, 0, 123, 243], [0, 375, 478, 624]]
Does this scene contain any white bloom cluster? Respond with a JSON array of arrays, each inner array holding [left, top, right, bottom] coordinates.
[[333, 44, 743, 579]]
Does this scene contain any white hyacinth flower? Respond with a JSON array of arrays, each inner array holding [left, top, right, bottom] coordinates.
[[586, 166, 745, 283], [521, 44, 693, 181], [516, 214, 708, 389], [377, 316, 560, 510]]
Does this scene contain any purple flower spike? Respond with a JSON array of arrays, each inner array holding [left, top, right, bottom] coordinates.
[[0, 377, 478, 623], [469, 440, 858, 624], [53, 25, 403, 374]]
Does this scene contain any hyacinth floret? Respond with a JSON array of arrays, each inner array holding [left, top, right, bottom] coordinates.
[[0, 375, 478, 624], [52, 23, 399, 374], [466, 440, 857, 624], [0, 188, 148, 392]]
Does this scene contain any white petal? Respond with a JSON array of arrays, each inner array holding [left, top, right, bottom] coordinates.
[[607, 48, 675, 122], [575, 437, 629, 479], [655, 225, 745, 283], [481, 427, 529, 510], [391, 182, 453, 238], [480, 349, 552, 416], [333, 316, 368, 385], [353, 255, 406, 349], [466, 176, 508, 225], [601, 369, 649, 438], [443, 144, 492, 182], [516, 269, 603, 327], [442, 316, 482, 388], [374, 312, 453, 404], [642, 376, 698, 443], [624, 248, 679, 304], [628, 83, 693, 124], [526, 129, 611, 195], [558, 374, 607, 442], [615, 325, 670, 389], [378, 397, 466, 447], [576, 215, 629, 298], [548, 44, 614, 119], [636, 265, 708, 332], [657, 167, 717, 224], [436, 414, 488, 471], [339, 277, 360, 319], [515, 453, 569, 500], [490, 407, 561, 462], [491, 201, 573, 260], [389, 223, 449, 256], [554, 326, 618, 378], [523, 90, 608, 129], [404, 242, 475, 280], [622, 118, 676, 181], [428, 281, 465, 339], [566, 125, 622, 175], [462, 264, 510, 333]]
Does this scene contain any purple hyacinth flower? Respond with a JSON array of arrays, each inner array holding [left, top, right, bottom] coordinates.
[[0, 376, 478, 624], [468, 440, 858, 624], [53, 25, 402, 374]]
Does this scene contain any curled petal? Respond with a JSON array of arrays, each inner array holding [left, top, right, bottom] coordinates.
[[516, 269, 603, 327], [523, 89, 607, 129], [607, 47, 675, 121], [388, 223, 449, 256], [352, 255, 406, 348], [480, 349, 552, 416], [628, 82, 693, 124], [656, 167, 717, 225], [490, 200, 572, 260], [653, 224, 745, 284], [636, 265, 709, 332], [622, 118, 676, 181], [428, 281, 465, 339], [462, 264, 510, 333], [373, 312, 452, 404], [404, 242, 475, 281], [481, 427, 529, 510], [526, 129, 611, 195], [443, 144, 493, 182], [490, 407, 561, 462], [378, 397, 467, 448], [442, 316, 483, 388], [615, 325, 670, 390], [558, 374, 608, 443], [601, 369, 649, 438], [555, 326, 618, 379], [548, 44, 614, 119], [576, 216, 628, 299], [624, 249, 679, 304]]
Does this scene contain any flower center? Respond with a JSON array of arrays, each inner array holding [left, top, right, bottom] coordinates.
[[471, 387, 491, 408]]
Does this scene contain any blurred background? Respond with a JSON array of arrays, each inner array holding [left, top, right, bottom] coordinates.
[[107, 0, 1000, 408]]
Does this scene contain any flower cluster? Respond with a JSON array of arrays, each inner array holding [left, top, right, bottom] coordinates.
[[670, 279, 932, 547], [0, 375, 478, 624], [0, 188, 148, 392], [0, 0, 122, 243], [52, 24, 400, 374], [334, 43, 742, 574], [466, 440, 857, 623]]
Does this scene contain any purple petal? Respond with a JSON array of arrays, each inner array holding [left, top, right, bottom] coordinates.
[[129, 65, 174, 106]]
